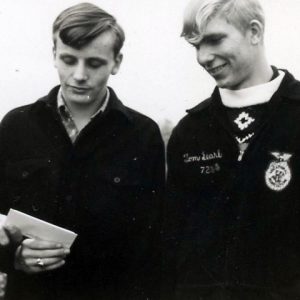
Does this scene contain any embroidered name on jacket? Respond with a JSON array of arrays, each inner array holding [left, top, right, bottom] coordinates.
[[183, 150, 223, 163], [183, 150, 222, 175], [265, 152, 292, 192]]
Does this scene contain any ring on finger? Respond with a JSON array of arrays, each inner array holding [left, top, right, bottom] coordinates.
[[36, 258, 45, 267]]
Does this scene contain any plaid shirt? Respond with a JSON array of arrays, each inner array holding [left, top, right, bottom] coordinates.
[[57, 88, 110, 143]]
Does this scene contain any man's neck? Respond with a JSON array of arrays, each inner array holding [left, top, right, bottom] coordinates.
[[252, 62, 273, 86], [63, 89, 108, 131], [247, 51, 273, 87]]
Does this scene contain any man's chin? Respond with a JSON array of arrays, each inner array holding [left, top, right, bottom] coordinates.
[[215, 79, 229, 89]]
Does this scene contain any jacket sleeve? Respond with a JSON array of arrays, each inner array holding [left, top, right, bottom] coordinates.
[[0, 118, 19, 275], [161, 126, 186, 299], [161, 129, 180, 300], [123, 123, 165, 300], [142, 125, 165, 300]]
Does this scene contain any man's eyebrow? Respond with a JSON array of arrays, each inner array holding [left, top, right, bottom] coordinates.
[[59, 53, 76, 59], [201, 33, 226, 43], [58, 54, 108, 64], [87, 57, 108, 63]]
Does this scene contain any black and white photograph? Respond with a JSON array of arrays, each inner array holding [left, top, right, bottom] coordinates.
[[0, 0, 300, 299]]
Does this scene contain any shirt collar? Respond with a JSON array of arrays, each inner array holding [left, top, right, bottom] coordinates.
[[219, 70, 285, 108], [57, 87, 110, 118], [36, 85, 133, 124], [186, 68, 300, 115]]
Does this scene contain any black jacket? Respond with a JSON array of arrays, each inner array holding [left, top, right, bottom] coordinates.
[[163, 70, 300, 299], [0, 86, 165, 300]]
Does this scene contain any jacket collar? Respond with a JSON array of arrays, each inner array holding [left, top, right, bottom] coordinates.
[[35, 85, 133, 123], [275, 69, 300, 100], [104, 87, 133, 122]]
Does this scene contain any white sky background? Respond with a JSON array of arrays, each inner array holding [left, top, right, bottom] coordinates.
[[1, 0, 300, 128]]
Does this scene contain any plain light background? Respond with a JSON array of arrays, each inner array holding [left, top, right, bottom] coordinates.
[[1, 0, 300, 129]]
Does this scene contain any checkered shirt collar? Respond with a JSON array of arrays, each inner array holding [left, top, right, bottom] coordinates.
[[57, 87, 110, 118]]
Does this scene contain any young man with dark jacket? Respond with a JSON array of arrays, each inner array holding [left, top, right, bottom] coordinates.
[[0, 3, 165, 299], [163, 0, 300, 299]]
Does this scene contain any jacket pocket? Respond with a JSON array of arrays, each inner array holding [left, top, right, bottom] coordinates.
[[94, 156, 145, 188], [4, 158, 52, 213], [5, 158, 50, 181]]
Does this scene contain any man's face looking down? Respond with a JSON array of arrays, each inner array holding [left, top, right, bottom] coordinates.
[[53, 31, 122, 107]]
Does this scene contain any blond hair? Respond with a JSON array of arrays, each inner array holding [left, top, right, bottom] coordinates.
[[182, 0, 265, 45]]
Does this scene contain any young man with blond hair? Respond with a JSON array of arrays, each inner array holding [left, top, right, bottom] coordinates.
[[164, 0, 300, 299]]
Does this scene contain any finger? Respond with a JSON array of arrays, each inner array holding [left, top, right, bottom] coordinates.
[[22, 238, 64, 250], [0, 272, 7, 290], [43, 259, 66, 271], [0, 228, 9, 246], [21, 247, 70, 259], [24, 257, 65, 268], [25, 259, 66, 274], [4, 225, 23, 243]]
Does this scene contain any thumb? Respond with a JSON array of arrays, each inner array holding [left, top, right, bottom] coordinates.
[[0, 227, 9, 246], [4, 225, 23, 244]]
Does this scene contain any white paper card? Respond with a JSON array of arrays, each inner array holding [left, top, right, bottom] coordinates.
[[0, 214, 7, 225], [4, 209, 77, 248]]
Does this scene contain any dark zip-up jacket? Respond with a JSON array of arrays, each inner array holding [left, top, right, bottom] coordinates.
[[0, 86, 165, 300], [163, 70, 300, 299]]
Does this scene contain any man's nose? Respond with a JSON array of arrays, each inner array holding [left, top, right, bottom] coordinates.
[[73, 62, 88, 81], [197, 46, 214, 68]]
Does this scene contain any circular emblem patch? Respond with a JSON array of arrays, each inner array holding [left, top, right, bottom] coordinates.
[[265, 160, 291, 192]]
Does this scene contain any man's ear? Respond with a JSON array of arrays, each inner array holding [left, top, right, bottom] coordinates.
[[53, 45, 57, 68], [249, 19, 264, 45], [111, 53, 123, 75]]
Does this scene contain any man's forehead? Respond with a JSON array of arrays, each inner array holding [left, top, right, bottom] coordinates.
[[199, 15, 240, 37], [54, 31, 116, 49], [197, 21, 225, 40], [54, 33, 115, 58], [204, 15, 231, 30]]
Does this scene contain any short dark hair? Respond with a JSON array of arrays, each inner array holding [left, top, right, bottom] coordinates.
[[52, 2, 125, 56]]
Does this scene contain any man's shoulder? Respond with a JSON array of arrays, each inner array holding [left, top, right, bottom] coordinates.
[[186, 97, 212, 114], [0, 88, 56, 128], [176, 97, 212, 128], [279, 69, 300, 102], [0, 103, 39, 139], [125, 105, 160, 129], [108, 87, 161, 133], [168, 97, 212, 144], [121, 105, 164, 146], [108, 102, 164, 150], [2, 103, 36, 125]]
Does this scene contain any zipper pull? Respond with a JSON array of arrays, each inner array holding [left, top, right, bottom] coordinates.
[[237, 143, 248, 162], [238, 150, 245, 161]]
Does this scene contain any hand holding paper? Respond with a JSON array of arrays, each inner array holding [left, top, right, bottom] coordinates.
[[4, 209, 77, 249], [2, 209, 78, 274], [14, 238, 69, 274]]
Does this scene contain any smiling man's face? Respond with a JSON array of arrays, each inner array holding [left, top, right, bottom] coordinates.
[[195, 16, 257, 90], [53, 30, 122, 107]]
